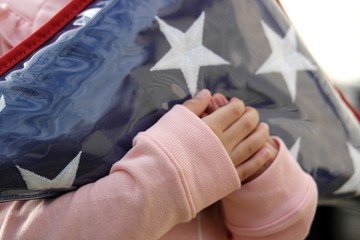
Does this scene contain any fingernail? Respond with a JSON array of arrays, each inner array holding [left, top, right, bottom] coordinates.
[[262, 122, 269, 130], [195, 89, 209, 99], [217, 95, 228, 106]]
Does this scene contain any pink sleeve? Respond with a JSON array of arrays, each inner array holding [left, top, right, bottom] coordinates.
[[0, 105, 240, 239], [222, 137, 318, 240], [0, 0, 70, 55]]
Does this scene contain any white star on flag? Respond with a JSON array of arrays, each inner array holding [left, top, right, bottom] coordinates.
[[0, 95, 5, 113], [290, 137, 301, 161], [151, 12, 229, 96], [16, 152, 81, 190], [334, 143, 360, 196], [256, 21, 316, 102]]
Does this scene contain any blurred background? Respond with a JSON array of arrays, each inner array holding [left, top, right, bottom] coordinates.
[[279, 0, 360, 239]]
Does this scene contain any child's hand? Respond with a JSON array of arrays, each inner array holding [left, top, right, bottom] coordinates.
[[182, 89, 277, 183], [210, 93, 279, 183], [241, 139, 278, 183], [201, 99, 270, 182]]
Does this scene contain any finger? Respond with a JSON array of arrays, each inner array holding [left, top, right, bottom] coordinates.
[[202, 98, 246, 133], [264, 141, 278, 160], [267, 137, 278, 150], [203, 93, 230, 117], [204, 97, 220, 115], [223, 107, 260, 150], [230, 122, 269, 166], [212, 93, 229, 107], [236, 147, 271, 183], [243, 142, 277, 183], [183, 89, 212, 116]]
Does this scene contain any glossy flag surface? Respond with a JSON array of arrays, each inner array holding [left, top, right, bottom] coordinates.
[[0, 0, 360, 207]]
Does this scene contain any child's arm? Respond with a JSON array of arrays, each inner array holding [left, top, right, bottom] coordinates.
[[222, 137, 318, 240], [0, 90, 269, 239], [207, 94, 318, 239]]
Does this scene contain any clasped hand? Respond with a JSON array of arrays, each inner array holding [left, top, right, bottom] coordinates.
[[183, 89, 278, 183]]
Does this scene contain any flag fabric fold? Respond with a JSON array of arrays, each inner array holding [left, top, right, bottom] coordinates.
[[0, 0, 360, 207]]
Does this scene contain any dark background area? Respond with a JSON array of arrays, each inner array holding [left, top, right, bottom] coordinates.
[[307, 85, 360, 240], [307, 206, 360, 240]]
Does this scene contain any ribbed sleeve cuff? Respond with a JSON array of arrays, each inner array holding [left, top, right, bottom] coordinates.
[[223, 137, 318, 236], [143, 105, 240, 217]]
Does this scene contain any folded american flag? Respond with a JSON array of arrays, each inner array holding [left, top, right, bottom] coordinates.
[[0, 0, 359, 207]]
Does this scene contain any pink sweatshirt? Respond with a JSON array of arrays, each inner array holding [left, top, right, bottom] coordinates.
[[0, 0, 70, 55], [0, 2, 318, 239], [0, 105, 317, 239]]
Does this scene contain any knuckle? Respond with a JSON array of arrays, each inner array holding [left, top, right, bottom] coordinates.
[[183, 100, 195, 110], [242, 117, 254, 132], [235, 99, 246, 111], [229, 99, 245, 117], [230, 105, 242, 118], [244, 142, 255, 156], [260, 125, 269, 139], [250, 108, 260, 123], [264, 129, 270, 139]]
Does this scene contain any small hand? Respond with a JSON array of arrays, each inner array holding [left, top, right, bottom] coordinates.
[[201, 101, 270, 182], [211, 93, 279, 183], [183, 89, 274, 183]]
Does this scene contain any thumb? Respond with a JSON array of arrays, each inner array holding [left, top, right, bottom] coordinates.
[[182, 89, 212, 117]]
